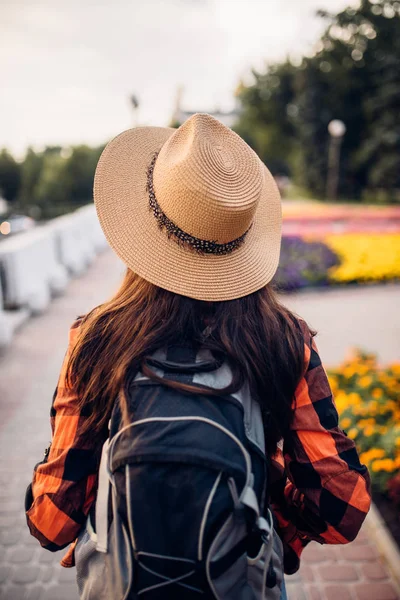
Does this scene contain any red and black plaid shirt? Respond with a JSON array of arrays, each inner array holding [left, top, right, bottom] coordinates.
[[26, 319, 371, 572]]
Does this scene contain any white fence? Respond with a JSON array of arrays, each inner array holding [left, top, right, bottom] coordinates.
[[0, 204, 107, 348]]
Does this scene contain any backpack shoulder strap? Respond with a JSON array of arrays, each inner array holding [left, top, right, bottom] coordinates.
[[96, 438, 111, 553]]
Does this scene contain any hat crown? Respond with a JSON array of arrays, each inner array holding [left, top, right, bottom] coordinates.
[[153, 113, 264, 244]]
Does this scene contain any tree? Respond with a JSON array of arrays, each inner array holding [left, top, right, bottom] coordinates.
[[18, 148, 45, 208], [17, 144, 105, 218], [235, 62, 297, 175], [235, 0, 400, 200], [33, 151, 66, 215], [0, 149, 21, 202], [306, 0, 400, 198], [61, 145, 104, 206]]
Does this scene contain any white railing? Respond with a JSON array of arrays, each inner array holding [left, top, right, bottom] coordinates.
[[0, 204, 107, 348]]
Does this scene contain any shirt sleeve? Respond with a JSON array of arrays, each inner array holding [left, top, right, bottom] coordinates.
[[26, 320, 100, 554], [273, 322, 371, 568]]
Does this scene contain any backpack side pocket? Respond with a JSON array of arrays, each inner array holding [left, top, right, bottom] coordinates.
[[247, 527, 283, 600], [75, 516, 108, 600]]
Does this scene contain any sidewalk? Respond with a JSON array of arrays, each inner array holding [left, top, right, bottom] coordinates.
[[0, 250, 399, 600], [286, 522, 400, 599]]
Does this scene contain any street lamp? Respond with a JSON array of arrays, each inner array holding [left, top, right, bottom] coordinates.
[[326, 119, 346, 200], [130, 94, 140, 128]]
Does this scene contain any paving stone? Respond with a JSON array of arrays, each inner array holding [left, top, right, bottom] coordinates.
[[23, 535, 42, 548], [26, 586, 42, 600], [301, 545, 331, 563], [354, 582, 399, 600], [0, 520, 21, 536], [38, 550, 57, 564], [319, 564, 359, 582], [0, 516, 17, 528], [0, 490, 13, 501], [355, 528, 370, 544], [58, 567, 76, 583], [40, 566, 54, 583], [11, 566, 39, 585], [286, 584, 308, 600], [0, 567, 8, 584], [299, 565, 314, 582], [0, 504, 19, 516], [0, 474, 13, 484], [0, 529, 19, 547], [340, 543, 380, 562], [0, 585, 28, 600], [9, 547, 35, 564], [324, 584, 353, 600], [43, 584, 79, 600], [306, 585, 322, 600], [361, 562, 390, 581]]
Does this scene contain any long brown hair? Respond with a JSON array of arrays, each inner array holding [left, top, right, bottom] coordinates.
[[67, 269, 306, 453]]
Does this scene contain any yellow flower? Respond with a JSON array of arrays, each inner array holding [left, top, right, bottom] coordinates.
[[340, 417, 352, 429], [343, 366, 356, 379], [348, 428, 358, 439], [360, 448, 385, 463], [348, 392, 362, 405], [330, 383, 339, 396], [359, 375, 373, 388], [364, 425, 375, 437], [371, 459, 397, 473], [372, 388, 383, 399], [389, 364, 400, 375], [326, 234, 400, 284], [358, 419, 375, 428], [356, 364, 371, 376], [333, 392, 348, 414]]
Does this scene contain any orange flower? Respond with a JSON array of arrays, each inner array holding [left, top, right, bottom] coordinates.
[[348, 428, 358, 440], [359, 375, 373, 388], [371, 459, 397, 473]]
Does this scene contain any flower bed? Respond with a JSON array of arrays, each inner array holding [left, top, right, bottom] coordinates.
[[274, 237, 339, 291], [274, 234, 400, 291], [328, 351, 400, 507], [325, 234, 400, 284]]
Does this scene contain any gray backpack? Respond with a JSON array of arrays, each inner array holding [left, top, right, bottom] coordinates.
[[75, 347, 284, 599]]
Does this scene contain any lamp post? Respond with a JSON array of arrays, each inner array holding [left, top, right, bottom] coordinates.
[[326, 119, 346, 200], [130, 94, 139, 128]]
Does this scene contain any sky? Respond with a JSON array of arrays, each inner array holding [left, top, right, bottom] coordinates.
[[1, 0, 359, 157]]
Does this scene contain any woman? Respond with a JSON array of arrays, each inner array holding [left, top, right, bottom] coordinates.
[[26, 114, 371, 599]]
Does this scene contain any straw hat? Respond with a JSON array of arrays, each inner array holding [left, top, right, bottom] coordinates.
[[94, 113, 281, 301]]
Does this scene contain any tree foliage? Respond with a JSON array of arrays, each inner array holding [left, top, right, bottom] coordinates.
[[8, 144, 105, 219], [0, 150, 21, 202], [236, 0, 400, 201]]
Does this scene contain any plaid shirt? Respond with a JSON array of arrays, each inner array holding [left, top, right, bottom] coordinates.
[[26, 319, 371, 572]]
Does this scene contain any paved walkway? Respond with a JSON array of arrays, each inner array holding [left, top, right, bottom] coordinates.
[[0, 250, 399, 600]]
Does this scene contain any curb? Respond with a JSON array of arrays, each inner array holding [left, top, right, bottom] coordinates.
[[364, 503, 400, 593]]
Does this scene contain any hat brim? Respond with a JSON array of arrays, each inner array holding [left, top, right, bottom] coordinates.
[[94, 126, 282, 301]]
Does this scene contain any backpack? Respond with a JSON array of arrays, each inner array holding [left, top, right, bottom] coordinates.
[[75, 345, 284, 600]]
